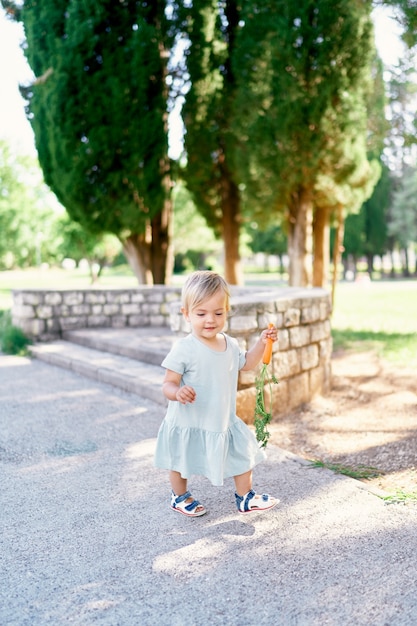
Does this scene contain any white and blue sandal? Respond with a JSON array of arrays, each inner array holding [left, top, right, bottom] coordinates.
[[170, 490, 207, 517], [235, 489, 278, 513]]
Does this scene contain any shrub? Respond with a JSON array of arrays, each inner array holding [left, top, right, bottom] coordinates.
[[0, 311, 32, 356]]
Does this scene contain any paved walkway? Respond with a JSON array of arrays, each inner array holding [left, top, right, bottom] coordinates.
[[1, 352, 416, 626]]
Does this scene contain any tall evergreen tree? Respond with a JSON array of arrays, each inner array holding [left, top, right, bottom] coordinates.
[[388, 167, 417, 276], [362, 163, 391, 274], [3, 0, 174, 284], [233, 0, 378, 286], [178, 0, 244, 284]]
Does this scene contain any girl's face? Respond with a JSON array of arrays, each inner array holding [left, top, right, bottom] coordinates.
[[182, 289, 228, 342]]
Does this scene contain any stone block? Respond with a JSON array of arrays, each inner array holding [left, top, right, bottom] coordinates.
[[20, 292, 42, 305], [121, 303, 140, 315], [63, 292, 84, 306], [71, 305, 91, 316], [287, 372, 310, 409], [275, 349, 301, 378], [36, 305, 53, 319], [46, 318, 61, 334], [13, 304, 35, 319], [236, 387, 257, 424], [300, 344, 319, 370], [85, 292, 106, 304], [310, 320, 331, 342], [87, 315, 109, 327], [103, 304, 119, 315], [128, 315, 150, 326], [111, 316, 128, 328], [57, 305, 70, 317], [309, 366, 324, 396], [301, 303, 321, 324], [147, 291, 164, 303], [239, 369, 257, 387], [284, 308, 300, 327], [272, 378, 289, 416], [106, 292, 130, 304], [165, 292, 182, 303], [130, 293, 145, 303], [277, 329, 290, 351], [229, 315, 258, 333], [60, 316, 87, 330], [320, 299, 332, 320], [150, 315, 166, 326], [18, 317, 45, 338], [319, 337, 333, 359], [258, 312, 283, 330], [142, 303, 162, 315], [289, 325, 310, 348], [45, 292, 62, 305]]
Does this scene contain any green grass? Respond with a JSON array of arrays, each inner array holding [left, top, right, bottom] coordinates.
[[308, 460, 417, 504], [379, 490, 417, 504], [307, 459, 382, 480], [331, 280, 417, 367]]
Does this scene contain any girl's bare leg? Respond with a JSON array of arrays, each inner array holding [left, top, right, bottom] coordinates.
[[170, 470, 188, 496], [234, 470, 253, 496]]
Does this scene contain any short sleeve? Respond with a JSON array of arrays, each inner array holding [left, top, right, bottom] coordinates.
[[161, 338, 189, 375]]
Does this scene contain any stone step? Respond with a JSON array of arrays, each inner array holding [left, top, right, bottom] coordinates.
[[30, 327, 178, 405], [62, 326, 177, 365]]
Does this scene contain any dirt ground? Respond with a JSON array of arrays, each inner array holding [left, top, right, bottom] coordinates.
[[268, 349, 417, 494]]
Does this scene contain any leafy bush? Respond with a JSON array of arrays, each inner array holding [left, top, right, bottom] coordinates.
[[0, 311, 32, 356]]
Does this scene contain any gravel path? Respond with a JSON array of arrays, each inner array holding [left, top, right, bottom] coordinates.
[[1, 354, 417, 626]]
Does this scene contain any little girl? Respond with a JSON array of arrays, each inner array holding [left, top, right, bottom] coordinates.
[[154, 270, 279, 517]]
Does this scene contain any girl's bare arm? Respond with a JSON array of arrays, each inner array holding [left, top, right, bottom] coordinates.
[[241, 325, 278, 371], [162, 369, 196, 404]]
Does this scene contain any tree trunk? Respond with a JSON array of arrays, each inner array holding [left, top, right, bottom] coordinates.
[[122, 228, 153, 285], [220, 167, 243, 285], [401, 247, 410, 277], [331, 206, 345, 309], [122, 201, 174, 286], [366, 252, 374, 276], [312, 206, 330, 288], [150, 195, 174, 285], [288, 187, 313, 287]]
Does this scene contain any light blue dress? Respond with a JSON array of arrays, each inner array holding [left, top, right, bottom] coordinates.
[[154, 333, 266, 486]]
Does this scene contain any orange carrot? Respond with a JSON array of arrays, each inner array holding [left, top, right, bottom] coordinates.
[[255, 323, 279, 448], [262, 323, 274, 365]]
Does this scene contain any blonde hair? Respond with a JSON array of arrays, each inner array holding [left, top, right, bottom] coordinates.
[[181, 271, 230, 312]]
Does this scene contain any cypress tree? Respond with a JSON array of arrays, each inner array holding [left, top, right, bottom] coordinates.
[[6, 0, 173, 284], [234, 0, 378, 286], [178, 0, 244, 284]]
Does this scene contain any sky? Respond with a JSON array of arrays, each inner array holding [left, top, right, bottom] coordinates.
[[0, 5, 408, 160]]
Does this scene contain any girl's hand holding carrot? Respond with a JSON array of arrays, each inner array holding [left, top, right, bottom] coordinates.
[[255, 323, 279, 448], [261, 324, 278, 364]]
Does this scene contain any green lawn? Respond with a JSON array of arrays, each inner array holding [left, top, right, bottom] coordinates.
[[331, 280, 417, 366], [1, 268, 416, 366]]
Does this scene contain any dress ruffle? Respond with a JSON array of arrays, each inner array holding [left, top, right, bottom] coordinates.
[[154, 416, 266, 486]]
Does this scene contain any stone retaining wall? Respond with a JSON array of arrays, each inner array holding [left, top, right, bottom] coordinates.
[[12, 287, 182, 340], [11, 286, 332, 419]]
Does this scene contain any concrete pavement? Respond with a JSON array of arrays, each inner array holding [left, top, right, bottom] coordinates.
[[1, 352, 417, 626]]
